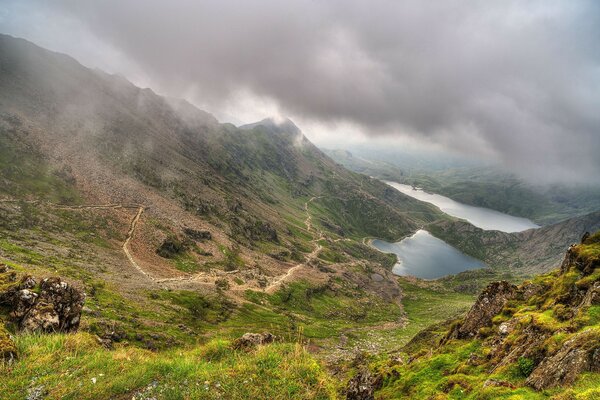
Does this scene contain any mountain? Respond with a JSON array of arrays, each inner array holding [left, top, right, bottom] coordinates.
[[0, 33, 445, 280], [326, 148, 600, 225], [428, 211, 600, 279], [0, 33, 449, 386], [1, 33, 599, 399]]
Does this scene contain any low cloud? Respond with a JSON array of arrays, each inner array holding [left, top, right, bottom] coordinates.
[[2, 0, 599, 183]]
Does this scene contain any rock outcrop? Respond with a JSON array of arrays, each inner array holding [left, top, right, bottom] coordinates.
[[184, 228, 212, 241], [526, 329, 600, 390], [0, 265, 85, 333], [346, 368, 382, 400], [447, 281, 517, 340], [380, 232, 600, 396]]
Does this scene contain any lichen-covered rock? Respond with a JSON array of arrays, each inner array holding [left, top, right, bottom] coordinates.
[[1, 267, 85, 333], [488, 322, 551, 371], [346, 368, 382, 400], [20, 277, 85, 332], [0, 323, 17, 363], [579, 281, 600, 308], [526, 329, 600, 390], [448, 281, 517, 339], [232, 332, 275, 350]]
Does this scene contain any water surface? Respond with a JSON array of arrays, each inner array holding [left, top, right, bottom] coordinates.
[[371, 230, 485, 279], [387, 181, 539, 233]]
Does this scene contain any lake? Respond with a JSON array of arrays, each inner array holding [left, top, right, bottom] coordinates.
[[371, 230, 485, 279], [386, 181, 539, 233]]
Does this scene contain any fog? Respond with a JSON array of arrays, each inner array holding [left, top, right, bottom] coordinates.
[[1, 0, 599, 184]]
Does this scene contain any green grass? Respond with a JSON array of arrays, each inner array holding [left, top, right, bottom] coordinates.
[[241, 281, 404, 342], [0, 132, 80, 204], [0, 332, 338, 399], [398, 279, 475, 339]]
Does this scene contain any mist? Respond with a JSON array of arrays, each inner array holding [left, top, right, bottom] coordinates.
[[1, 0, 599, 184]]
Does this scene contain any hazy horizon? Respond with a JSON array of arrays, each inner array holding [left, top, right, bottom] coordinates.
[[2, 1, 599, 184]]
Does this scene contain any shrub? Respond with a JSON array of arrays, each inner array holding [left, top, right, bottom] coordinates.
[[517, 356, 535, 377], [215, 278, 230, 292]]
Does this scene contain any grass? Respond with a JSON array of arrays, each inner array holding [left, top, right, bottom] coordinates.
[[0, 131, 80, 204], [0, 332, 338, 399], [242, 280, 404, 342], [397, 278, 475, 339]]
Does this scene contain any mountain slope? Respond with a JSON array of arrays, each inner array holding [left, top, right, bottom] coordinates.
[[428, 211, 600, 275], [0, 33, 445, 283], [326, 149, 600, 226], [359, 233, 600, 399], [0, 33, 452, 368]]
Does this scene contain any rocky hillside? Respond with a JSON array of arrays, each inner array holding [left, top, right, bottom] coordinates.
[[0, 33, 448, 293], [428, 212, 600, 275], [357, 232, 600, 399]]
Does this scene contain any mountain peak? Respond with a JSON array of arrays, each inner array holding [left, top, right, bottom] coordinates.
[[240, 117, 301, 136]]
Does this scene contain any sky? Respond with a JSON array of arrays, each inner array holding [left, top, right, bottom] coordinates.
[[1, 0, 599, 184]]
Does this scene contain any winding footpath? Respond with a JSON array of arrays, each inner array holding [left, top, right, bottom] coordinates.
[[122, 206, 150, 280], [265, 196, 323, 293], [1, 196, 329, 291]]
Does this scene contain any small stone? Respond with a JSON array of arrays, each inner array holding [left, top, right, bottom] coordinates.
[[232, 332, 276, 350]]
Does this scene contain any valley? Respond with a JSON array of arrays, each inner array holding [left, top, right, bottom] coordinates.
[[0, 33, 598, 400]]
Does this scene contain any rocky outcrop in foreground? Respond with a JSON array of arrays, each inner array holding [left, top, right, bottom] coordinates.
[[447, 280, 517, 339], [0, 264, 85, 333]]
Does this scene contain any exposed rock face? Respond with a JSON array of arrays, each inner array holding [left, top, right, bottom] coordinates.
[[527, 329, 600, 390], [156, 236, 187, 258], [232, 332, 276, 350], [579, 281, 600, 307], [183, 228, 212, 241], [346, 369, 382, 400], [0, 267, 85, 333], [448, 281, 517, 339]]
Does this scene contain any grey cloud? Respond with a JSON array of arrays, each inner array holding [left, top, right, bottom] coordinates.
[[2, 0, 600, 183]]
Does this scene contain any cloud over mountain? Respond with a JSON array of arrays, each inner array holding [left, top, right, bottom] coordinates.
[[2, 0, 599, 183]]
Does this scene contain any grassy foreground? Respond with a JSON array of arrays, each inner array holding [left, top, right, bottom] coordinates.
[[0, 332, 338, 399]]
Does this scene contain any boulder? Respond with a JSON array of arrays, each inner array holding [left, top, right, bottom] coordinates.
[[19, 277, 85, 333], [346, 368, 382, 400], [232, 332, 275, 350], [1, 267, 85, 333]]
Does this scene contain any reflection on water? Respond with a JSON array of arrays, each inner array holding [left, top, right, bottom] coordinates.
[[387, 182, 539, 233], [371, 230, 485, 279]]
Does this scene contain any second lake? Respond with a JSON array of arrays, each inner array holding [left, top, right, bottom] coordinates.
[[386, 181, 540, 233]]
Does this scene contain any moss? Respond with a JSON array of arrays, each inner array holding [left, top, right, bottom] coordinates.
[[517, 356, 535, 377], [0, 323, 17, 361]]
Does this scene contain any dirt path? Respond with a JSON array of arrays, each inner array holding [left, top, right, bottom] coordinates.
[[0, 199, 156, 281], [2, 196, 336, 293], [265, 196, 323, 293], [122, 206, 152, 281]]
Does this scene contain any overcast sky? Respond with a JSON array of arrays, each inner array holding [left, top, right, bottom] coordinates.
[[1, 0, 599, 184]]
